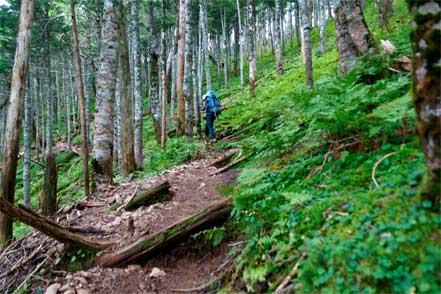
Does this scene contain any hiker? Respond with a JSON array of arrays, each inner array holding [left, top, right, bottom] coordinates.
[[201, 90, 222, 142]]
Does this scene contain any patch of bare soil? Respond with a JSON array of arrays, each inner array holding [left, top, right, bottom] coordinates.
[[0, 148, 242, 293]]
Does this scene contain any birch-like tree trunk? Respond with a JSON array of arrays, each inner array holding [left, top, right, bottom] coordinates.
[[131, 0, 143, 169], [92, 0, 119, 181], [71, 0, 90, 196], [116, 0, 136, 176], [200, 0, 211, 91], [410, 0, 441, 209], [294, 0, 301, 48], [236, 0, 244, 91], [299, 0, 313, 87], [221, 8, 229, 89], [176, 0, 187, 135], [170, 28, 177, 124], [183, 0, 193, 138], [319, 0, 327, 55], [160, 0, 167, 149], [247, 0, 257, 97], [149, 0, 161, 143], [275, 0, 284, 75], [0, 0, 34, 250]]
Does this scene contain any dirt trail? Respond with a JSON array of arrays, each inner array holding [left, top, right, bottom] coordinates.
[[0, 149, 242, 293]]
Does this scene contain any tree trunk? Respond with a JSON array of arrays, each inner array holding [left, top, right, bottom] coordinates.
[[339, 0, 377, 55], [294, 0, 301, 49], [299, 0, 313, 87], [160, 0, 167, 149], [176, 0, 187, 136], [410, 0, 441, 209], [23, 75, 32, 209], [123, 180, 171, 211], [275, 0, 284, 75], [236, 0, 244, 91], [116, 0, 136, 176], [0, 0, 34, 250], [40, 152, 57, 215], [70, 0, 90, 196], [92, 0, 119, 182], [131, 0, 143, 170], [335, 4, 358, 73], [184, 0, 193, 138], [0, 197, 112, 250], [319, 0, 327, 55], [247, 0, 257, 97], [200, 0, 211, 91], [149, 0, 161, 143]]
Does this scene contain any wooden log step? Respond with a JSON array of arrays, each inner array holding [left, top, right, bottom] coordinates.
[[96, 197, 233, 267], [123, 180, 171, 211]]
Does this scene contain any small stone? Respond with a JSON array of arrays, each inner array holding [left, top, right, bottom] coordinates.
[[64, 290, 76, 294], [113, 217, 122, 226], [56, 243, 65, 253], [139, 282, 146, 290], [77, 289, 91, 294], [78, 271, 91, 279], [59, 284, 70, 292], [149, 267, 166, 278], [66, 274, 73, 280], [128, 264, 142, 272], [74, 276, 88, 286], [45, 283, 61, 294]]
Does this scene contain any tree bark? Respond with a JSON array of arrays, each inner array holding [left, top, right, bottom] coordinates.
[[40, 152, 57, 215], [149, 0, 161, 143], [184, 0, 193, 138], [319, 0, 327, 55], [123, 180, 171, 211], [23, 75, 32, 209], [335, 4, 358, 73], [160, 0, 167, 149], [275, 0, 284, 75], [299, 0, 314, 87], [236, 0, 244, 91], [200, 0, 211, 91], [0, 0, 34, 250], [247, 0, 257, 97], [339, 0, 377, 55], [92, 0, 119, 182], [71, 0, 90, 196], [116, 0, 136, 176], [176, 0, 187, 136], [0, 197, 112, 250], [131, 0, 143, 170], [410, 0, 441, 209]]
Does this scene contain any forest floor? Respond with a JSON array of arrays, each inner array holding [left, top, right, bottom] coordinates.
[[0, 147, 242, 294]]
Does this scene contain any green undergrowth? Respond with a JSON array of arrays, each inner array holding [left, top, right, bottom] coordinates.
[[214, 1, 440, 293]]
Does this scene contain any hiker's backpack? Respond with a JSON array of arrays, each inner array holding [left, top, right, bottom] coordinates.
[[208, 90, 222, 115]]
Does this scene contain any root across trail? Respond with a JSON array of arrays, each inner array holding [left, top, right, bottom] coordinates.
[[0, 149, 242, 293]]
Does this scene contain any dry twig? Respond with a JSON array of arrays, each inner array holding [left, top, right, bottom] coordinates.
[[274, 251, 306, 294], [372, 152, 397, 188]]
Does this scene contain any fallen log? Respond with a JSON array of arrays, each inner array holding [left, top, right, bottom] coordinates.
[[0, 198, 113, 250], [96, 197, 233, 267], [211, 154, 252, 175], [210, 150, 240, 168], [123, 180, 171, 211]]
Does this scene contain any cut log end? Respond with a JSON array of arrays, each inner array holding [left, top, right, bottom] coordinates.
[[124, 180, 171, 211]]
